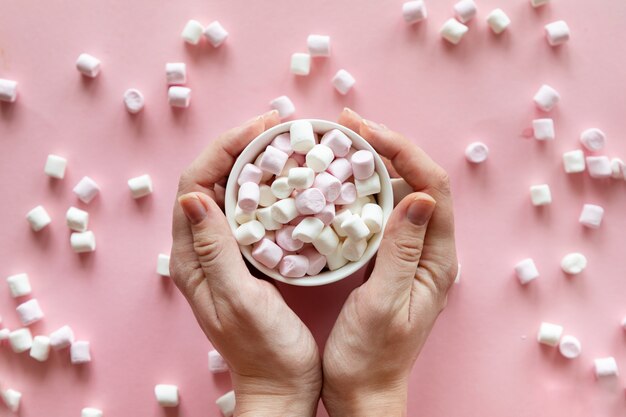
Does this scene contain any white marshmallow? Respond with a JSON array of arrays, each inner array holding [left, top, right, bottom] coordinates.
[[76, 53, 101, 78], [209, 349, 229, 373], [621, 316, 626, 330], [1, 389, 21, 412], [486, 9, 511, 34], [454, 0, 477, 23], [343, 196, 375, 216], [256, 207, 282, 231], [465, 142, 489, 163], [326, 243, 349, 271], [73, 176, 100, 204], [66, 207, 89, 232], [280, 157, 299, 177], [586, 156, 612, 178], [0, 78, 18, 102], [562, 150, 586, 173], [332, 208, 352, 237], [332, 69, 356, 95], [402, 1, 427, 24], [0, 328, 9, 341], [288, 167, 315, 190], [44, 154, 67, 179], [537, 322, 563, 347], [530, 184, 552, 206], [306, 145, 335, 173], [532, 119, 555, 140], [291, 53, 311, 76], [204, 21, 229, 47], [123, 88, 144, 114], [157, 253, 170, 277], [440, 18, 468, 45], [235, 204, 256, 225], [9, 328, 33, 353], [168, 86, 191, 108], [533, 84, 560, 112], [128, 174, 153, 199], [271, 198, 299, 224], [216, 390, 236, 417], [545, 20, 570, 46], [531, 0, 549, 7], [341, 214, 370, 240], [611, 158, 625, 180], [71, 340, 91, 364], [234, 220, 265, 245], [594, 357, 619, 378], [82, 408, 103, 417], [307, 34, 331, 57], [50, 325, 74, 349], [361, 203, 383, 233], [454, 263, 462, 284], [561, 253, 587, 275], [292, 217, 325, 243], [312, 226, 340, 256], [71, 231, 96, 253], [16, 299, 44, 326], [26, 205, 51, 232], [342, 238, 367, 262], [7, 273, 31, 298], [269, 96, 295, 119], [182, 19, 204, 45], [166, 63, 186, 85], [155, 384, 179, 407], [355, 172, 381, 197], [30, 335, 51, 362], [559, 335, 581, 359], [259, 184, 277, 207], [514, 258, 539, 284], [579, 204, 604, 229], [270, 177, 294, 199], [579, 128, 605, 151], [290, 120, 316, 153]]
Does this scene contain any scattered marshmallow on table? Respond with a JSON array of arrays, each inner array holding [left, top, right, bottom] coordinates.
[[209, 349, 229, 373], [454, 0, 477, 23], [166, 63, 186, 85], [234, 220, 265, 245], [204, 21, 229, 47], [1, 388, 21, 412], [7, 273, 32, 298], [559, 335, 581, 359], [291, 53, 311, 76], [50, 325, 74, 349], [9, 328, 33, 353], [332, 69, 356, 95], [580, 128, 606, 151], [76, 53, 101, 78], [73, 176, 100, 204], [594, 357, 619, 378], [579, 204, 604, 228], [181, 19, 204, 45], [16, 299, 44, 326], [128, 174, 153, 199], [402, 1, 427, 24], [530, 184, 552, 206], [587, 156, 612, 178], [561, 253, 587, 275], [252, 238, 283, 268], [537, 322, 563, 347], [71, 231, 96, 253], [307, 34, 331, 57], [66, 207, 89, 232], [621, 316, 626, 331], [0, 78, 18, 102], [82, 408, 103, 417], [157, 253, 171, 277], [610, 158, 625, 179], [465, 142, 489, 163], [155, 384, 179, 407], [533, 84, 560, 112], [26, 205, 51, 232], [486, 9, 510, 34], [123, 88, 145, 114], [44, 154, 67, 179], [290, 121, 316, 153], [216, 390, 236, 417], [30, 335, 51, 362], [562, 150, 586, 173], [168, 86, 191, 108], [531, 0, 550, 7], [270, 96, 295, 119], [0, 328, 10, 341], [515, 258, 539, 284], [532, 119, 555, 141], [545, 20, 570, 46], [71, 340, 91, 364]]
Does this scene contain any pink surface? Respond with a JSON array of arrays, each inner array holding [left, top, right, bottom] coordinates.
[[1, 0, 625, 415]]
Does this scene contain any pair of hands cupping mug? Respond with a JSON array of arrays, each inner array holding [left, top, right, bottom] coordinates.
[[171, 108, 458, 416]]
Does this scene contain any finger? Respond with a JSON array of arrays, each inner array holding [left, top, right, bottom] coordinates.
[[337, 107, 362, 132]]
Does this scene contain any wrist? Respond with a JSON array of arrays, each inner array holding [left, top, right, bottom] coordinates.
[[233, 377, 321, 417], [322, 383, 407, 417]]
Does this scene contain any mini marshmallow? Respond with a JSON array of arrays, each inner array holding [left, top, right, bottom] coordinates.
[[313, 172, 342, 202], [332, 69, 356, 95], [128, 174, 153, 199], [271, 198, 299, 224], [580, 128, 606, 151], [44, 154, 67, 179], [209, 349, 229, 373], [344, 196, 375, 216], [168, 86, 191, 108], [9, 328, 33, 353], [254, 153, 274, 182], [216, 390, 236, 417], [402, 1, 427, 24], [0, 328, 9, 341], [82, 408, 103, 417], [276, 226, 304, 251], [361, 203, 383, 233], [73, 176, 100, 203], [563, 150, 586, 173], [530, 184, 552, 206], [288, 167, 315, 190], [234, 220, 265, 245], [251, 238, 283, 268], [124, 88, 145, 113], [327, 158, 353, 183], [440, 18, 469, 45], [290, 120, 316, 153], [76, 53, 101, 78], [238, 164, 263, 186], [307, 34, 331, 57], [355, 172, 381, 197], [586, 156, 612, 178], [561, 253, 587, 275], [166, 63, 186, 85], [312, 226, 340, 256], [307, 145, 335, 173], [454, 0, 477, 23], [531, 0, 549, 7], [321, 130, 351, 158], [621, 316, 626, 331], [7, 273, 32, 298], [50, 325, 74, 349], [155, 384, 179, 407], [611, 158, 625, 179], [351, 150, 375, 180], [16, 299, 44, 326], [256, 207, 282, 231], [71, 340, 91, 364], [270, 96, 295, 119], [26, 205, 51, 232], [71, 231, 96, 253], [157, 253, 170, 277], [280, 157, 299, 177], [487, 9, 511, 34], [533, 119, 555, 140], [235, 204, 256, 224], [295, 188, 326, 215], [559, 335, 581, 359], [515, 258, 539, 284], [300, 246, 326, 275], [334, 182, 357, 205], [259, 185, 277, 207], [291, 152, 306, 165], [271, 177, 294, 199], [271, 133, 294, 156], [0, 78, 18, 102], [182, 19, 204, 45], [259, 145, 289, 175], [326, 243, 349, 271], [1, 389, 21, 412], [465, 142, 489, 164], [238, 182, 260, 212], [292, 217, 325, 243], [533, 84, 560, 112], [341, 214, 370, 240], [315, 203, 336, 225], [455, 263, 462, 284], [342, 238, 367, 262], [579, 204, 604, 229], [30, 335, 51, 362], [204, 21, 229, 47], [537, 322, 563, 347], [545, 20, 570, 46], [279, 255, 309, 278], [291, 53, 311, 76], [594, 357, 619, 378]]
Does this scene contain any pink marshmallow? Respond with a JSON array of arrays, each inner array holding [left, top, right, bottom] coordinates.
[[259, 145, 289, 175], [279, 255, 309, 278], [238, 182, 260, 212], [315, 203, 336, 225], [291, 152, 306, 166], [238, 163, 263, 186], [289, 215, 307, 226], [252, 238, 284, 268], [295, 188, 326, 215], [299, 246, 326, 276], [313, 172, 341, 202], [320, 129, 351, 157], [270, 133, 294, 156], [327, 158, 353, 183], [334, 182, 357, 205], [351, 150, 375, 180], [276, 226, 304, 252]]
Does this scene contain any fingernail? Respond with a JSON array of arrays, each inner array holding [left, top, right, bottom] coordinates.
[[363, 119, 387, 131], [406, 195, 436, 226], [243, 115, 263, 125], [262, 109, 279, 119], [179, 194, 207, 225], [343, 107, 361, 118]]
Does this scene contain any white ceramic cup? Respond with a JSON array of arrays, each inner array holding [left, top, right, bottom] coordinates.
[[225, 119, 393, 286]]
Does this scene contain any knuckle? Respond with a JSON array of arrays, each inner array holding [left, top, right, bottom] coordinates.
[[194, 235, 225, 269], [387, 235, 424, 265], [434, 169, 451, 193]]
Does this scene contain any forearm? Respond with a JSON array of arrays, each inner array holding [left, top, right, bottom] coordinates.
[[235, 392, 319, 417], [322, 385, 408, 417]]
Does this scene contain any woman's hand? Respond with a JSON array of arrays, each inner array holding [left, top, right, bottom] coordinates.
[[170, 111, 322, 417], [322, 109, 458, 417]]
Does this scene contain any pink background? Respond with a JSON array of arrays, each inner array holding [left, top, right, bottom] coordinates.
[[1, 0, 625, 415]]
